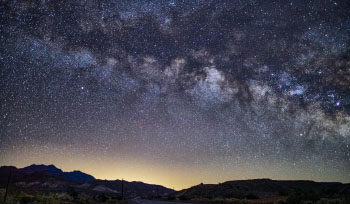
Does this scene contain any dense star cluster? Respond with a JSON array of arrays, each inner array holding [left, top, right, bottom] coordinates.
[[0, 0, 349, 189]]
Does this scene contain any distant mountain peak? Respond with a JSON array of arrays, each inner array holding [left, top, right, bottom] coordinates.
[[13, 164, 95, 183], [63, 170, 95, 183], [20, 164, 63, 175], [0, 164, 174, 198]]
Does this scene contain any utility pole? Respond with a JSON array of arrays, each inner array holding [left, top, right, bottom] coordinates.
[[3, 170, 12, 204], [121, 178, 124, 200]]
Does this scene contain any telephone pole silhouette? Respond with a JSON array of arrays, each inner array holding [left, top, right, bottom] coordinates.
[[3, 170, 12, 204]]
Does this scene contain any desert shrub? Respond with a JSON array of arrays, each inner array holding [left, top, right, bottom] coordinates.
[[167, 195, 176, 200], [205, 195, 214, 200], [287, 188, 320, 204], [77, 194, 91, 204], [67, 186, 78, 199], [178, 195, 189, 200], [153, 195, 162, 199], [224, 192, 234, 198], [279, 189, 288, 196], [57, 192, 74, 201], [342, 196, 350, 204], [223, 192, 245, 199], [112, 195, 123, 200], [36, 193, 60, 204], [323, 187, 338, 196], [303, 201, 314, 204], [96, 193, 109, 203], [0, 188, 5, 198], [235, 193, 246, 199], [316, 198, 342, 204], [20, 195, 34, 204], [246, 193, 259, 199]]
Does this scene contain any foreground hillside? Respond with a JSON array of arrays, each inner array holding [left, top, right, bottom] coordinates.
[[1, 165, 350, 204], [170, 179, 350, 204], [0, 165, 174, 203]]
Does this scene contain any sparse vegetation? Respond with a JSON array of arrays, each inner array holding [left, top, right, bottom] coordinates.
[[178, 194, 190, 200], [245, 193, 259, 200], [0, 188, 129, 204], [166, 180, 350, 204], [166, 195, 176, 200], [286, 188, 320, 204], [1, 166, 349, 204], [0, 190, 60, 204]]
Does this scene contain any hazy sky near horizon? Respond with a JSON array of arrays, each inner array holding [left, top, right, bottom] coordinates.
[[1, 0, 349, 189]]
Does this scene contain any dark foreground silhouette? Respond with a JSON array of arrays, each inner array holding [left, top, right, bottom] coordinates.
[[1, 165, 349, 204]]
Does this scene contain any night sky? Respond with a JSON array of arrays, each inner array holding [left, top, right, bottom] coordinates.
[[0, 0, 349, 189]]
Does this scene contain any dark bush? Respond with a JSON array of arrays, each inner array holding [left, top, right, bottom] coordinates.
[[246, 193, 259, 199], [97, 193, 108, 203], [223, 191, 245, 199], [179, 195, 189, 200], [279, 189, 288, 196], [20, 195, 34, 204], [167, 195, 176, 200], [342, 196, 350, 204], [287, 188, 320, 204], [205, 195, 213, 200], [67, 186, 78, 199], [224, 192, 234, 198]]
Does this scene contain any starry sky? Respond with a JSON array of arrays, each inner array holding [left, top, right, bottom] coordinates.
[[0, 0, 350, 190]]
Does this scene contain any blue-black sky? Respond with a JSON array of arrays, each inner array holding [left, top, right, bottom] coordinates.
[[0, 0, 349, 189]]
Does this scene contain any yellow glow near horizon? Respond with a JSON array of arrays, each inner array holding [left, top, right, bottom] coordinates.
[[2, 145, 349, 190]]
